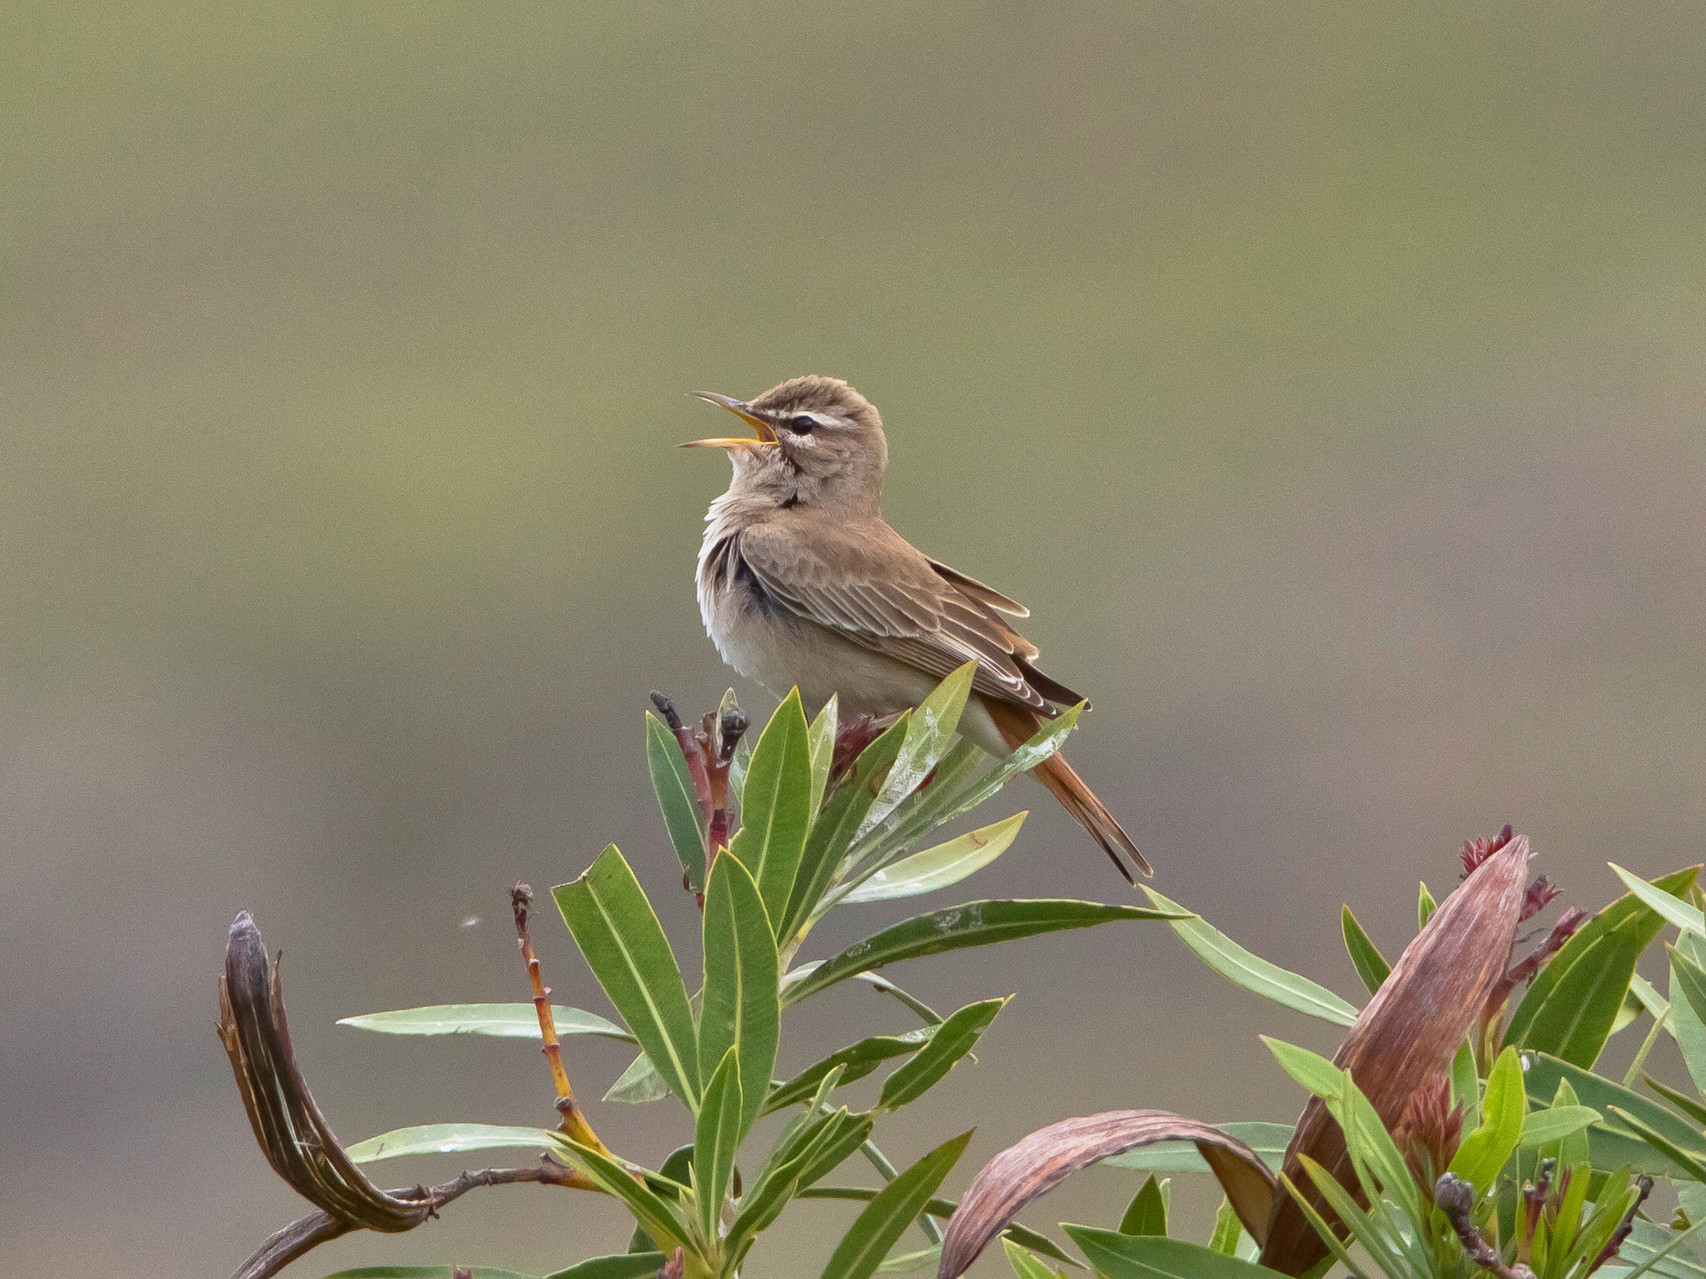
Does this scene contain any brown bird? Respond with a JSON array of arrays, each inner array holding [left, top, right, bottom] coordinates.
[[685, 374, 1150, 881]]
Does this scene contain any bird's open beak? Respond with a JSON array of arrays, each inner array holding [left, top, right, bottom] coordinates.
[[683, 392, 778, 449]]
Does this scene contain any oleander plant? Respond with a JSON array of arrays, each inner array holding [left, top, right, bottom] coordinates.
[[216, 665, 1706, 1279], [218, 665, 1182, 1279]]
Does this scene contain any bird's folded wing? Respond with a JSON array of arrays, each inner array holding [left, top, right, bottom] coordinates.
[[736, 521, 1054, 712]]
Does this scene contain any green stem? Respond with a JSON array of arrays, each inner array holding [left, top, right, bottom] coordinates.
[[1624, 1013, 1670, 1088]]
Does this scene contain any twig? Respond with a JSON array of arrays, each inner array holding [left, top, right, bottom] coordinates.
[[511, 885, 608, 1155], [1435, 1173, 1534, 1279], [232, 1162, 585, 1279]]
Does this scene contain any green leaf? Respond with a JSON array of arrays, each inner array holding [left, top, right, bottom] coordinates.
[[1144, 888, 1359, 1027], [1104, 1122, 1293, 1173], [784, 899, 1186, 1006], [765, 1027, 935, 1114], [1519, 1105, 1603, 1148], [345, 1123, 560, 1164], [1207, 1199, 1241, 1256], [1451, 1040, 1481, 1131], [548, 1136, 691, 1253], [645, 712, 705, 892], [1612, 864, 1706, 936], [553, 846, 700, 1109], [1451, 1046, 1527, 1193], [1339, 906, 1390, 997], [801, 1189, 1083, 1269], [1063, 1229, 1275, 1279], [858, 662, 976, 838], [1505, 865, 1700, 1068], [321, 1270, 539, 1279], [729, 688, 814, 929], [604, 1051, 670, 1105], [878, 997, 1006, 1110], [1523, 1052, 1706, 1176], [337, 1003, 633, 1042], [1610, 1105, 1706, 1182], [1418, 882, 1437, 930], [780, 716, 911, 943], [817, 1130, 973, 1279], [1263, 1037, 1348, 1099], [543, 1255, 668, 1279], [876, 1246, 941, 1273], [808, 696, 839, 816], [843, 812, 1029, 904], [693, 1047, 743, 1239], [1644, 1075, 1706, 1127], [1671, 943, 1706, 1096], [699, 850, 780, 1139], [1004, 1237, 1070, 1279], [1120, 1175, 1170, 1237]]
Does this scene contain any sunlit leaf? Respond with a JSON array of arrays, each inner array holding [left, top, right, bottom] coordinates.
[[1418, 882, 1437, 930], [553, 846, 700, 1109], [1520, 1105, 1603, 1148], [1451, 1046, 1526, 1192], [808, 696, 839, 816], [346, 1123, 560, 1164], [784, 899, 1185, 1006], [645, 712, 705, 893], [857, 662, 975, 838], [337, 1003, 632, 1043], [1208, 1199, 1242, 1256], [1003, 1237, 1070, 1279], [843, 812, 1028, 904], [1145, 888, 1358, 1027]]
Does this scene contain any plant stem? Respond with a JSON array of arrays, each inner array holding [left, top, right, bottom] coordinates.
[[511, 884, 609, 1155]]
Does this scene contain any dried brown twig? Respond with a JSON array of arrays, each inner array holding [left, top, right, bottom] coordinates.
[[218, 911, 589, 1279]]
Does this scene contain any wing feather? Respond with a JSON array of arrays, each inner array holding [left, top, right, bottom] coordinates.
[[737, 520, 1065, 713]]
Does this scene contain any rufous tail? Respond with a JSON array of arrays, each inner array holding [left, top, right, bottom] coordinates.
[[985, 701, 1152, 882]]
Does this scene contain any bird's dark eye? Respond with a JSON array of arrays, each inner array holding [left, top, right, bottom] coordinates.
[[789, 414, 817, 434]]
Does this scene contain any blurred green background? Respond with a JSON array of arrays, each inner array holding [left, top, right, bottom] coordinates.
[[5, 3, 1704, 1275]]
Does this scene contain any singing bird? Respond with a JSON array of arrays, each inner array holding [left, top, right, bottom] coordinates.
[[685, 375, 1150, 881]]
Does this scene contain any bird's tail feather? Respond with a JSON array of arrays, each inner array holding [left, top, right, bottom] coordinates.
[[984, 701, 1152, 881]]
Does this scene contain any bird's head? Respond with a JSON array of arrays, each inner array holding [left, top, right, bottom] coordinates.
[[685, 375, 888, 513]]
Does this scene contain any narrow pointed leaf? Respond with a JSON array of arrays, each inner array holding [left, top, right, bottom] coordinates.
[[321, 1270, 539, 1279], [337, 1003, 633, 1042], [939, 1111, 1278, 1279], [1105, 1122, 1293, 1173], [1519, 1106, 1603, 1148], [1003, 1238, 1070, 1279], [1644, 1074, 1706, 1126], [1120, 1175, 1170, 1236], [728, 688, 813, 928], [878, 997, 1005, 1110], [645, 712, 705, 892], [783, 899, 1185, 1007], [817, 1130, 972, 1279], [1064, 1230, 1275, 1279], [553, 846, 699, 1109], [346, 1123, 560, 1164], [842, 812, 1028, 904], [1504, 865, 1699, 1068], [1612, 863, 1706, 936], [799, 1190, 1082, 1269], [875, 1245, 940, 1273], [604, 1050, 670, 1104], [693, 1047, 743, 1239], [1339, 907, 1390, 996], [764, 1027, 934, 1115], [1208, 1199, 1242, 1256], [1450, 1045, 1527, 1191], [549, 1136, 690, 1253], [1670, 943, 1706, 1095], [857, 662, 975, 838], [808, 696, 839, 816], [1144, 888, 1359, 1027], [1523, 1052, 1706, 1176], [698, 850, 780, 1139], [1418, 881, 1437, 929], [544, 1256, 669, 1279], [780, 716, 910, 943]]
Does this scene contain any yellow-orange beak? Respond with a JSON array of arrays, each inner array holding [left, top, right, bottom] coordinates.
[[684, 392, 778, 449]]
